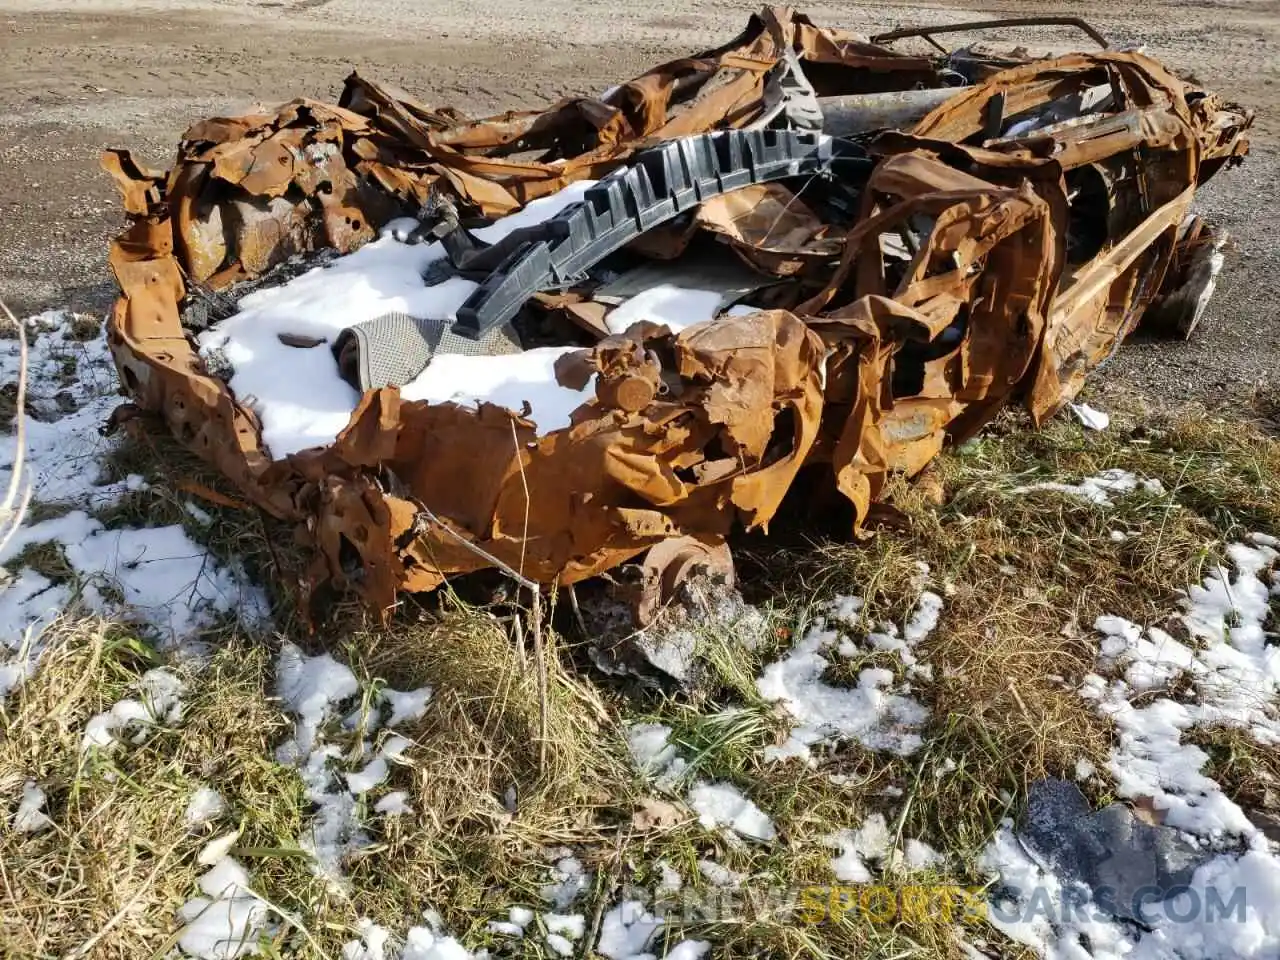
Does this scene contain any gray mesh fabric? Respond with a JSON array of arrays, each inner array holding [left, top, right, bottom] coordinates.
[[333, 312, 521, 391]]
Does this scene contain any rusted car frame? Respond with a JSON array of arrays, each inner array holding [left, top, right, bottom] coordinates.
[[100, 8, 1252, 619]]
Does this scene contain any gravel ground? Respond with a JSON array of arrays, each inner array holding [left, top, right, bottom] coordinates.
[[0, 0, 1277, 406]]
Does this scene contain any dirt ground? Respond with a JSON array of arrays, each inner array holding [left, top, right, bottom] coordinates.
[[1, 0, 1277, 406]]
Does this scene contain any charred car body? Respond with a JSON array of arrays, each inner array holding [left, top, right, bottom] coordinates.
[[102, 9, 1252, 620]]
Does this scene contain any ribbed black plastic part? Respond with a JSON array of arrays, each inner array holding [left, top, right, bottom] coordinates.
[[452, 129, 870, 339]]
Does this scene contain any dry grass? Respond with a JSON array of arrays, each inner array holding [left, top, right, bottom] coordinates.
[[660, 398, 1280, 953], [0, 617, 294, 960], [319, 605, 639, 941], [1187, 726, 1280, 813], [1, 395, 1277, 958], [7, 539, 74, 583]]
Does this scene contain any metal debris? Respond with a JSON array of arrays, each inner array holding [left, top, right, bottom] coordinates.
[[100, 7, 1252, 620], [1016, 779, 1219, 926]]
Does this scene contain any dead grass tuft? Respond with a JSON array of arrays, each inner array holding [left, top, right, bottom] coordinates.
[[6, 539, 75, 583], [0, 616, 294, 960], [1186, 726, 1280, 813], [329, 603, 636, 936], [359, 603, 621, 794], [65, 315, 102, 343]]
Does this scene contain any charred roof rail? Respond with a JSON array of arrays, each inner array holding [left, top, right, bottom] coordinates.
[[872, 16, 1109, 55]]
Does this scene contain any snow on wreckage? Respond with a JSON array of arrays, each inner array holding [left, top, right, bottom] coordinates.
[[100, 7, 1252, 620]]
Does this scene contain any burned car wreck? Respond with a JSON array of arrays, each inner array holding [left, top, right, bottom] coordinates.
[[102, 9, 1252, 621]]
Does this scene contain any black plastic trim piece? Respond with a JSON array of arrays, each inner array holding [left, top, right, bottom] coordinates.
[[451, 129, 871, 339]]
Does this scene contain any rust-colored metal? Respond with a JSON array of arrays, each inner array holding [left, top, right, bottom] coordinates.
[[99, 7, 1252, 621], [873, 16, 1110, 52], [633, 536, 737, 627]]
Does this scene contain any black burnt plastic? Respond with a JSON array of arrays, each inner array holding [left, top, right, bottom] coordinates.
[[452, 129, 871, 339]]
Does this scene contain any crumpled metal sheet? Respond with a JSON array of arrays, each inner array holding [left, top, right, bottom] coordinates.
[[101, 7, 1252, 620], [798, 149, 1062, 518], [290, 310, 827, 614], [694, 183, 847, 278]]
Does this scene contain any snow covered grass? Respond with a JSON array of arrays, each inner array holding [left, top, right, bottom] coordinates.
[[89, 425, 314, 628], [622, 395, 1280, 956], [0, 606, 632, 959], [0, 619, 298, 957], [4, 301, 1279, 960], [776, 399, 1280, 834]]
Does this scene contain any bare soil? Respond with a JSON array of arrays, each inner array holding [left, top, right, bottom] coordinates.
[[1, 0, 1277, 405]]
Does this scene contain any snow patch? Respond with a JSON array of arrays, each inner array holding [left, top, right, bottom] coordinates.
[[272, 646, 371, 889], [1013, 468, 1164, 506], [276, 644, 359, 754], [980, 537, 1280, 957], [697, 858, 745, 887], [82, 667, 184, 751], [184, 787, 226, 827], [1081, 542, 1280, 836], [543, 912, 585, 940], [656, 861, 683, 897], [627, 722, 777, 843], [0, 312, 268, 691], [0, 512, 267, 646], [382, 686, 432, 728], [904, 838, 943, 871], [400, 347, 592, 436], [626, 722, 688, 791], [13, 780, 51, 833], [197, 183, 596, 458], [340, 915, 475, 960], [595, 900, 709, 960], [374, 791, 413, 816], [825, 813, 892, 882], [1069, 403, 1111, 431], [687, 782, 776, 842], [758, 589, 941, 763], [541, 855, 590, 909], [595, 901, 664, 960], [177, 857, 267, 960], [346, 757, 389, 795], [604, 284, 726, 335], [545, 933, 574, 957]]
